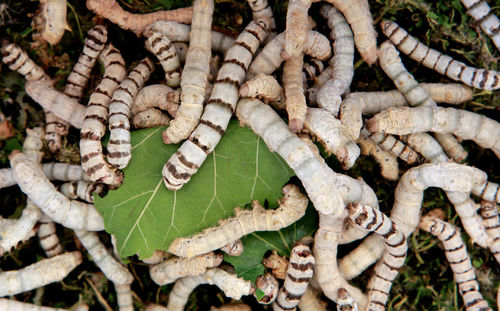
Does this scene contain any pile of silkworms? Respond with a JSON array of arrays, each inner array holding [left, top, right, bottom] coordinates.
[[0, 0, 499, 310]]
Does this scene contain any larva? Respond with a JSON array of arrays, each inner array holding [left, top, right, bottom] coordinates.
[[162, 20, 269, 190], [115, 283, 134, 311], [247, 31, 331, 79], [471, 180, 500, 205], [169, 184, 308, 258], [363, 129, 420, 164], [107, 57, 155, 169], [142, 250, 170, 265], [39, 0, 70, 45], [149, 252, 223, 285], [478, 201, 500, 264], [283, 55, 307, 133], [402, 132, 449, 163], [297, 286, 327, 311], [0, 251, 82, 297], [434, 133, 468, 163], [132, 108, 171, 129], [324, 0, 377, 65], [303, 108, 360, 170], [210, 304, 251, 311], [461, 0, 500, 51], [79, 43, 126, 185], [303, 58, 325, 85], [263, 250, 288, 280], [1, 42, 51, 83], [255, 273, 279, 304], [145, 304, 168, 311], [9, 151, 104, 231], [366, 106, 500, 159], [86, 0, 193, 36], [239, 73, 284, 104], [419, 215, 491, 310], [167, 268, 253, 311], [131, 84, 180, 118], [174, 42, 189, 63], [336, 288, 358, 311], [346, 202, 407, 311], [0, 298, 71, 311], [59, 181, 107, 203], [357, 135, 399, 181], [162, 0, 214, 145], [145, 30, 181, 87], [37, 214, 64, 257], [283, 0, 312, 59], [22, 127, 45, 164], [316, 4, 354, 116], [381, 20, 500, 90], [0, 162, 92, 186], [247, 0, 276, 31], [220, 240, 244, 256], [273, 242, 315, 311]]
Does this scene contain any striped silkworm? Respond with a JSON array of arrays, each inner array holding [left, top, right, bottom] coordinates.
[[263, 250, 288, 280], [210, 304, 251, 311], [366, 106, 500, 159], [282, 0, 312, 59], [297, 286, 327, 311], [162, 19, 269, 190], [247, 0, 276, 31], [303, 58, 325, 85], [0, 251, 82, 297], [0, 298, 71, 311], [316, 4, 354, 116], [381, 20, 500, 90], [324, 0, 377, 65], [38, 0, 70, 45], [346, 202, 407, 311], [149, 252, 223, 285], [336, 288, 358, 311], [107, 57, 154, 169], [419, 215, 492, 310], [9, 151, 104, 231], [434, 133, 468, 163], [478, 201, 500, 264], [357, 134, 399, 181], [162, 0, 214, 144], [145, 30, 181, 87], [363, 129, 420, 164], [472, 180, 500, 205], [132, 108, 171, 129], [255, 273, 279, 304], [273, 242, 315, 311], [79, 43, 126, 185], [167, 268, 253, 311], [115, 283, 133, 311], [220, 240, 244, 256], [283, 55, 307, 133], [247, 31, 331, 79], [1, 42, 51, 83], [168, 184, 308, 258], [132, 84, 180, 120], [239, 73, 285, 110], [461, 0, 500, 51], [86, 0, 193, 36], [59, 181, 107, 203], [37, 214, 63, 257]]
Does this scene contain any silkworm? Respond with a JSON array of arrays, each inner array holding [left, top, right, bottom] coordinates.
[[167, 268, 253, 311], [461, 0, 500, 51], [0, 162, 90, 187], [255, 273, 279, 304], [131, 84, 180, 117], [38, 0, 70, 45], [1, 42, 51, 83], [79, 43, 126, 185], [472, 180, 500, 205], [316, 4, 354, 116], [0, 298, 71, 311], [283, 55, 307, 133], [115, 283, 133, 311], [478, 201, 500, 264], [0, 251, 82, 297], [247, 31, 331, 79], [145, 304, 168, 311], [263, 250, 288, 280], [247, 0, 276, 31], [210, 304, 251, 311], [149, 252, 223, 285], [22, 127, 45, 164], [162, 0, 214, 145], [168, 184, 308, 258], [357, 135, 399, 181], [145, 30, 181, 87], [9, 151, 104, 231], [132, 108, 171, 129], [363, 129, 420, 164], [381, 20, 500, 90], [402, 132, 449, 163], [220, 240, 244, 256], [37, 214, 63, 257], [303, 58, 325, 85], [239, 73, 283, 103], [86, 0, 193, 36], [297, 286, 327, 311], [142, 250, 170, 265], [434, 133, 468, 163], [419, 215, 492, 310], [282, 0, 312, 59], [162, 19, 269, 190], [107, 57, 154, 169], [273, 242, 315, 311], [346, 202, 407, 311], [324, 0, 377, 65], [366, 106, 500, 159], [59, 181, 107, 203], [303, 108, 360, 169]]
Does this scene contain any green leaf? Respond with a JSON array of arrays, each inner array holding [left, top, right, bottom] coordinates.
[[224, 204, 318, 282], [94, 120, 294, 258]]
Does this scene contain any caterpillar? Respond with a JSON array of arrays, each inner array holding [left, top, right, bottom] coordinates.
[[37, 214, 64, 257], [381, 20, 500, 90], [1, 42, 52, 83], [0, 298, 73, 311], [402, 132, 449, 163], [357, 135, 399, 181], [38, 0, 70, 45], [460, 0, 500, 51], [336, 288, 359, 311], [59, 181, 107, 203], [247, 0, 276, 31], [255, 273, 279, 304], [168, 184, 308, 258], [162, 19, 269, 190], [22, 127, 45, 165], [363, 129, 420, 164], [283, 55, 307, 133], [132, 108, 171, 129], [145, 29, 181, 87], [115, 283, 133, 311], [142, 250, 170, 265], [145, 304, 168, 311], [303, 58, 325, 86], [434, 133, 468, 163], [239, 74, 285, 110], [283, 0, 312, 59], [478, 201, 500, 264], [220, 240, 244, 256], [0, 251, 82, 297], [263, 250, 289, 280]]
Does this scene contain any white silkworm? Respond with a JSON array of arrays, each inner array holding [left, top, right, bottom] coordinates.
[[247, 0, 276, 31], [37, 214, 63, 257], [115, 283, 134, 311], [167, 268, 253, 311], [324, 0, 377, 65], [131, 84, 180, 117], [316, 4, 354, 116], [434, 133, 468, 163], [357, 135, 399, 181], [256, 273, 279, 304], [39, 0, 70, 45], [142, 250, 170, 265], [346, 202, 407, 311], [162, 19, 269, 190], [0, 251, 82, 297], [145, 30, 181, 87], [297, 286, 327, 311], [86, 0, 193, 36], [381, 20, 500, 90], [419, 215, 492, 310], [263, 250, 288, 280], [283, 0, 312, 59], [247, 31, 331, 79], [220, 240, 244, 256], [79, 43, 126, 185], [283, 55, 307, 133], [461, 0, 500, 51], [107, 57, 155, 169], [366, 106, 500, 159], [22, 127, 45, 164], [478, 201, 500, 264], [0, 298, 70, 311], [239, 73, 283, 103], [273, 242, 315, 311], [402, 132, 449, 163], [169, 184, 308, 258], [149, 252, 223, 285], [132, 108, 171, 129], [10, 151, 104, 231], [162, 0, 214, 145], [364, 129, 420, 164], [210, 304, 251, 311]]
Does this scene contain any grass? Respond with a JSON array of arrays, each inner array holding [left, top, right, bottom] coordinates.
[[0, 0, 499, 310]]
